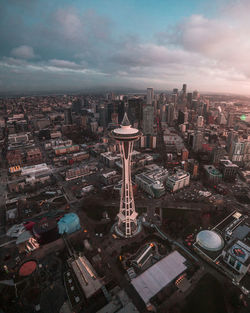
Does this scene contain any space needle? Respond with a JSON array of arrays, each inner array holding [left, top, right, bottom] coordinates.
[[111, 113, 142, 237]]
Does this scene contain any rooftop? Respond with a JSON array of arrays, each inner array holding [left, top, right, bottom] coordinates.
[[196, 230, 224, 252], [70, 255, 102, 299], [204, 165, 222, 177], [131, 251, 187, 304]]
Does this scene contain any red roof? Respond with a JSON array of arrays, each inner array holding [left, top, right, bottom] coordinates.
[[19, 260, 37, 276], [24, 221, 36, 231]]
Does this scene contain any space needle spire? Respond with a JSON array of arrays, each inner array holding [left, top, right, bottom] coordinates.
[[111, 113, 141, 237]]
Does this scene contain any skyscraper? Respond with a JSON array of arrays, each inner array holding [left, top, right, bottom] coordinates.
[[64, 108, 73, 125], [146, 88, 154, 105], [227, 113, 234, 128], [182, 84, 187, 94], [187, 93, 192, 108], [167, 103, 175, 126], [197, 116, 204, 128], [193, 130, 203, 152], [127, 97, 143, 127], [111, 113, 141, 237], [143, 105, 154, 135]]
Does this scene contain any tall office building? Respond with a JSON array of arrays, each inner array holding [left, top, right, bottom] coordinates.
[[166, 103, 175, 126], [226, 130, 238, 152], [127, 97, 143, 127], [99, 105, 107, 128], [193, 130, 203, 152], [143, 105, 154, 135], [187, 93, 193, 108], [178, 110, 185, 125], [197, 116, 204, 128], [111, 113, 141, 237], [192, 90, 199, 100], [227, 113, 234, 128], [146, 88, 154, 105], [64, 108, 73, 125], [161, 104, 167, 123], [182, 84, 187, 94], [212, 147, 226, 164]]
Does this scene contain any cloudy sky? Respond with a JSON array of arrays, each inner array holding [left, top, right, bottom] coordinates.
[[1, 0, 250, 94]]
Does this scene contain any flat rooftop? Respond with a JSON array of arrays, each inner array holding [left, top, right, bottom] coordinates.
[[70, 255, 102, 299], [131, 251, 187, 304]]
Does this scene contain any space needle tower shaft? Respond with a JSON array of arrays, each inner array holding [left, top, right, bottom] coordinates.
[[111, 113, 141, 237]]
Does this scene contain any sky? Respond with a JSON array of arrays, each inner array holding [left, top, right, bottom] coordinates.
[[1, 0, 250, 95]]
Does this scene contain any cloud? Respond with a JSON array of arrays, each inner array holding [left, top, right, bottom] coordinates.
[[1, 1, 250, 94], [48, 7, 112, 44], [49, 59, 82, 69], [156, 1, 250, 81], [10, 45, 36, 59]]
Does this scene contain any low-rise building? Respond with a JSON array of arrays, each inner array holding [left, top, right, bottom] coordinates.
[[204, 165, 222, 184], [100, 170, 120, 185], [222, 240, 250, 275], [239, 170, 250, 183], [68, 151, 89, 163], [100, 152, 120, 168], [26, 148, 43, 165], [219, 159, 238, 181], [21, 163, 50, 176], [131, 251, 187, 305], [135, 166, 168, 198], [193, 211, 250, 294], [166, 170, 190, 192], [8, 132, 31, 145], [65, 166, 90, 181], [50, 131, 62, 139], [54, 144, 80, 156], [7, 150, 24, 166]]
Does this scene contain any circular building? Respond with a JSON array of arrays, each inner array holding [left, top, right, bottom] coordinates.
[[19, 260, 38, 277], [196, 230, 224, 251]]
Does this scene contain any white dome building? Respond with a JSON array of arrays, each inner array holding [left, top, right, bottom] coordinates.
[[196, 230, 224, 252]]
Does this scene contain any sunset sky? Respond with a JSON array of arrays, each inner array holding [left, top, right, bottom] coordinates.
[[1, 0, 250, 94]]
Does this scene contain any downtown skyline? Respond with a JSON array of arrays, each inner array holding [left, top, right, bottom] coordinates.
[[1, 0, 250, 95]]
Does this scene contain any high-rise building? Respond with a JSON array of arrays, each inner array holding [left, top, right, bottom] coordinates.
[[197, 116, 204, 128], [212, 147, 226, 164], [192, 90, 199, 100], [197, 103, 204, 116], [227, 113, 234, 128], [187, 93, 192, 108], [161, 104, 166, 123], [64, 108, 73, 125], [229, 141, 245, 164], [182, 84, 187, 94], [143, 105, 154, 135], [181, 148, 189, 161], [127, 97, 143, 127], [166, 103, 175, 126], [146, 88, 154, 105], [111, 113, 141, 237], [192, 130, 203, 152], [99, 105, 107, 128], [227, 130, 238, 152], [178, 110, 185, 125]]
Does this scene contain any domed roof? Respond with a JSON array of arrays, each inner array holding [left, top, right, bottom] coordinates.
[[196, 230, 224, 251]]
